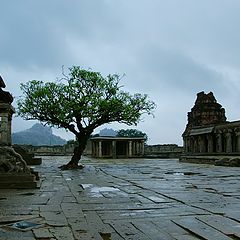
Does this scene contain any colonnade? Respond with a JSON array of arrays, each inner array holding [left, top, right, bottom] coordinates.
[[184, 127, 240, 154], [91, 138, 145, 158]]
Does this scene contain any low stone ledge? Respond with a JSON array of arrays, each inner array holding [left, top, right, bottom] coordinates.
[[180, 155, 240, 167], [0, 146, 40, 189]]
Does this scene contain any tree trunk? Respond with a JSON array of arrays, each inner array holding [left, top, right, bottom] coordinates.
[[59, 133, 89, 170]]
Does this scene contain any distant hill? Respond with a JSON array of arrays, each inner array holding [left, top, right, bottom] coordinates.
[[12, 123, 67, 146]]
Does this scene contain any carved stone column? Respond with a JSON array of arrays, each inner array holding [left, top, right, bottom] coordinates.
[[192, 138, 196, 153], [0, 104, 14, 145], [112, 140, 116, 158], [225, 130, 232, 153], [234, 129, 240, 152], [141, 140, 145, 156], [98, 141, 102, 157], [184, 138, 188, 153], [216, 131, 222, 153], [183, 137, 188, 152], [207, 135, 213, 153], [0, 76, 38, 188], [188, 137, 193, 153], [128, 141, 132, 157], [199, 136, 205, 153]]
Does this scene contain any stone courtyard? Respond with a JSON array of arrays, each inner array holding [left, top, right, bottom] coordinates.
[[0, 156, 240, 240]]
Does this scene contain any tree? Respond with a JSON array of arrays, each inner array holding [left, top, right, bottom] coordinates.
[[117, 129, 148, 142], [17, 66, 156, 169]]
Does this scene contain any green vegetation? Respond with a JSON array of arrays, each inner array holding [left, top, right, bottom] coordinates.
[[17, 66, 156, 169], [117, 129, 148, 141]]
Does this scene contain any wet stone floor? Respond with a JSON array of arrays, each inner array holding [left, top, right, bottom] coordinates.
[[0, 156, 240, 240]]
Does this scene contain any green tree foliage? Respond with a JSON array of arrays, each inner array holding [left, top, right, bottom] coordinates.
[[17, 66, 156, 169], [117, 129, 148, 142]]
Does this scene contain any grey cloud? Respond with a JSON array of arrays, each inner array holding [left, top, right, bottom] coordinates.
[[121, 46, 226, 95], [1, 0, 240, 144], [0, 1, 122, 70]]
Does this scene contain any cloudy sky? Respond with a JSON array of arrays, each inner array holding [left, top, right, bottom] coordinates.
[[1, 0, 240, 145]]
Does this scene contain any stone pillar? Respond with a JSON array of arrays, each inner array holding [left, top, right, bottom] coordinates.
[[112, 140, 116, 158], [184, 137, 188, 152], [141, 140, 145, 156], [186, 138, 190, 153], [199, 136, 205, 153], [7, 114, 12, 144], [0, 104, 14, 146], [92, 141, 96, 157], [234, 129, 240, 153], [207, 135, 213, 153], [216, 131, 222, 153], [0, 77, 38, 188], [225, 130, 232, 153], [128, 141, 132, 157], [98, 141, 102, 158], [0, 113, 8, 144], [193, 139, 198, 153]]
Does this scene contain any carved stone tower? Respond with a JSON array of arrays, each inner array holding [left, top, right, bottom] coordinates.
[[183, 91, 227, 135]]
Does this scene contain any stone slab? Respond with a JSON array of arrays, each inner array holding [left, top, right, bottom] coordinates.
[[1, 156, 240, 239]]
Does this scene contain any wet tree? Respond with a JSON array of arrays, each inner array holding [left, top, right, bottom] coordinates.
[[17, 66, 156, 170]]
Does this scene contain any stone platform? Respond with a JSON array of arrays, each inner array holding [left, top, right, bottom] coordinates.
[[0, 156, 240, 239], [0, 146, 39, 189], [180, 154, 240, 166], [0, 173, 38, 189]]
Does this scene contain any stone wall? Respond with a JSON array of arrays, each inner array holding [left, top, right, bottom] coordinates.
[[22, 142, 184, 159], [23, 144, 75, 156], [144, 144, 183, 158]]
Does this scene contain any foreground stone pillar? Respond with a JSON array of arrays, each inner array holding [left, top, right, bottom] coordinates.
[[0, 76, 38, 188]]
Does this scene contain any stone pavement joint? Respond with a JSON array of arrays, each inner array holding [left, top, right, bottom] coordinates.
[[0, 155, 240, 239]]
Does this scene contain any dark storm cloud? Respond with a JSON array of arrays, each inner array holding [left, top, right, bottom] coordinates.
[[1, 0, 240, 144], [125, 46, 225, 94], [0, 1, 120, 70]]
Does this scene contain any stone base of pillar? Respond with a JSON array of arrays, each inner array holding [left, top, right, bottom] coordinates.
[[0, 146, 40, 189], [13, 145, 42, 165], [0, 173, 39, 188]]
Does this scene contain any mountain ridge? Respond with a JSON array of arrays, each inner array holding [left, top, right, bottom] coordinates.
[[12, 123, 67, 146]]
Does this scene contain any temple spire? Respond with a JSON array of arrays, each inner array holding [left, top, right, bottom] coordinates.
[[0, 76, 13, 103], [0, 75, 6, 88]]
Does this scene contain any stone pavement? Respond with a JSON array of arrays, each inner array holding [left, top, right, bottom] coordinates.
[[0, 156, 240, 240]]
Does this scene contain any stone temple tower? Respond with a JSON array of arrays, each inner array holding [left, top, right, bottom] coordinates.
[[183, 91, 227, 135]]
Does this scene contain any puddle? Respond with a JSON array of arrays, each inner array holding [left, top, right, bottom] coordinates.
[[19, 193, 35, 196], [81, 184, 122, 198], [148, 196, 167, 203], [81, 184, 93, 189], [7, 221, 43, 231], [165, 171, 199, 176]]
